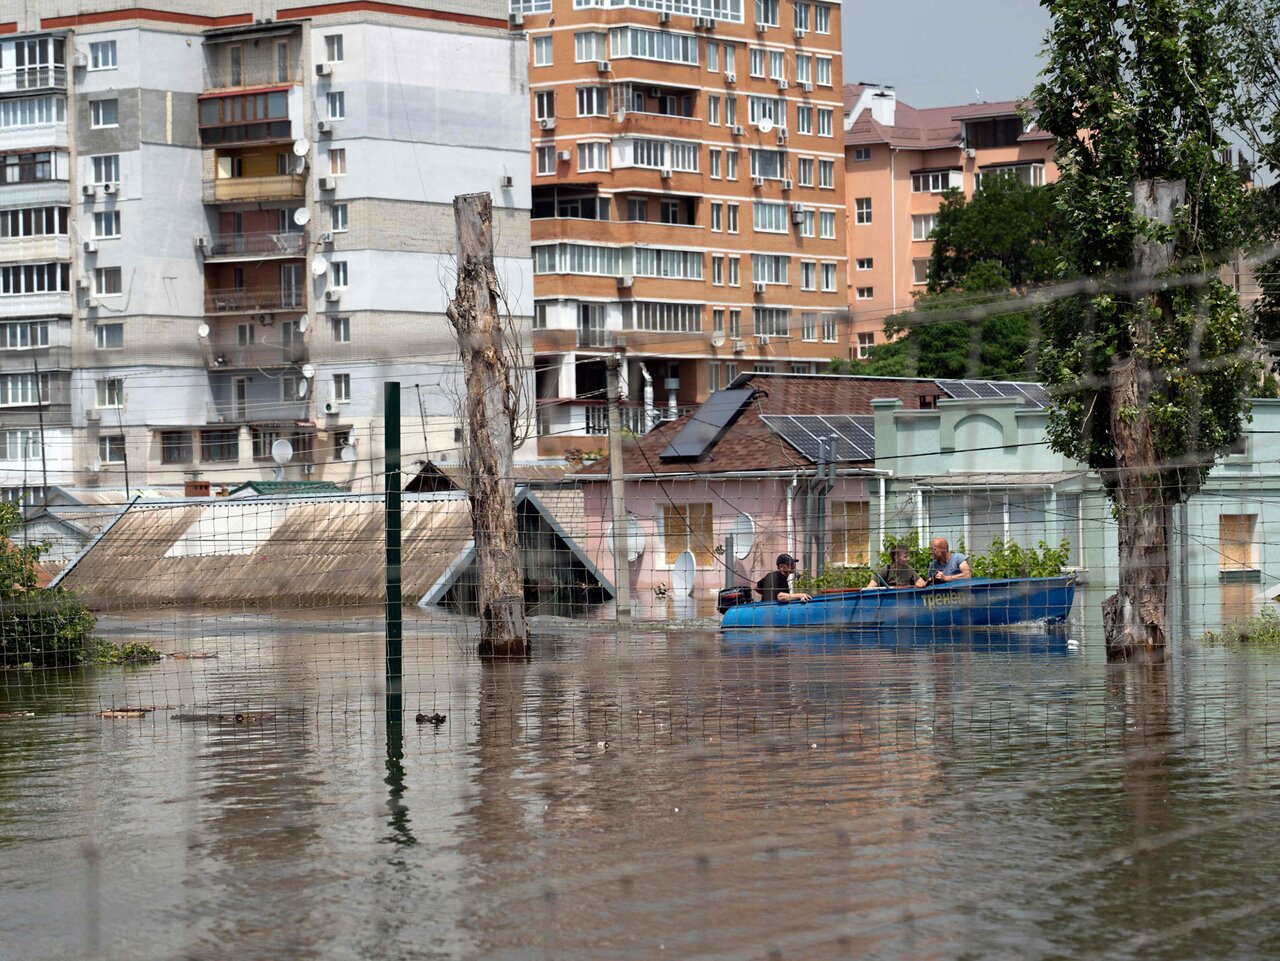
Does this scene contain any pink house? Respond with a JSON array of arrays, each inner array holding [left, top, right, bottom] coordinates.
[[574, 372, 944, 603]]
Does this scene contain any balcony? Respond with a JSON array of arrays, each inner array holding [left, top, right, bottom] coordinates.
[[0, 66, 67, 96], [206, 400, 311, 424], [205, 287, 303, 313], [204, 174, 305, 204], [0, 120, 67, 154], [206, 230, 306, 260], [0, 290, 72, 319], [206, 341, 307, 371], [535, 399, 689, 438], [0, 235, 70, 264]]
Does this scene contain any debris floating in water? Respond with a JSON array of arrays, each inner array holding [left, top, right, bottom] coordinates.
[[99, 709, 149, 719], [415, 712, 447, 725]]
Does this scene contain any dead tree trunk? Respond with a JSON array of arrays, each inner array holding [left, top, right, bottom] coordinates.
[[1103, 179, 1184, 661], [446, 193, 528, 658]]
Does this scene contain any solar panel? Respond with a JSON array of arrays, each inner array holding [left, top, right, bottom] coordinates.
[[762, 414, 877, 463], [659, 388, 756, 462], [938, 379, 1051, 408]]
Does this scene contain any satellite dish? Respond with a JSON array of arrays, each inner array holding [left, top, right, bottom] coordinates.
[[292, 137, 311, 157], [710, 332, 726, 348], [270, 438, 294, 466], [607, 516, 647, 562], [296, 379, 309, 399], [89, 455, 103, 473], [310, 257, 328, 276], [197, 323, 210, 339], [758, 117, 775, 134], [340, 444, 357, 464], [732, 514, 756, 559], [301, 363, 315, 379], [293, 207, 311, 227], [294, 156, 307, 175], [296, 315, 309, 334]]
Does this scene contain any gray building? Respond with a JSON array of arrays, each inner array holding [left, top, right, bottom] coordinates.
[[0, 1, 531, 504]]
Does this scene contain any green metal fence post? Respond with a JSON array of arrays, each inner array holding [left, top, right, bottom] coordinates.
[[385, 381, 402, 726]]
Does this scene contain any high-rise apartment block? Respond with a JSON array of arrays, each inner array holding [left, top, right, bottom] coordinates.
[[0, 2, 531, 504], [842, 85, 1057, 357], [513, 0, 848, 456]]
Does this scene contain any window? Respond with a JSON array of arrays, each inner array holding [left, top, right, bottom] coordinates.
[[94, 267, 122, 296], [0, 97, 66, 130], [326, 92, 345, 120], [750, 147, 785, 180], [854, 197, 872, 224], [236, 323, 255, 346], [726, 203, 739, 233], [98, 435, 126, 464], [331, 315, 350, 342], [275, 40, 290, 82], [833, 503, 870, 565], [536, 145, 555, 175], [770, 50, 785, 81], [0, 373, 49, 405], [229, 44, 243, 85], [857, 332, 875, 359], [795, 54, 811, 85], [798, 157, 814, 186], [725, 95, 737, 127], [628, 197, 649, 221], [856, 257, 874, 271], [0, 429, 41, 462], [748, 95, 786, 126], [707, 42, 719, 72], [817, 108, 833, 137], [634, 247, 703, 280], [755, 0, 779, 26], [753, 307, 789, 336], [728, 256, 740, 286], [329, 148, 346, 175], [796, 105, 813, 135], [818, 159, 835, 188], [801, 311, 817, 341], [753, 200, 788, 233], [330, 261, 348, 287], [710, 202, 722, 231], [1, 151, 57, 186], [819, 210, 836, 239], [661, 503, 714, 566], [535, 90, 555, 120], [975, 163, 1046, 190], [752, 254, 788, 284], [815, 3, 831, 32], [90, 41, 117, 70], [0, 321, 49, 349], [608, 26, 700, 65], [709, 149, 721, 178], [624, 301, 702, 332], [575, 31, 608, 62], [333, 372, 351, 402], [91, 154, 120, 185], [800, 261, 816, 290], [799, 208, 815, 237], [723, 44, 736, 78], [713, 308, 725, 332], [708, 95, 720, 126], [332, 429, 353, 460], [159, 431, 193, 465], [816, 56, 832, 86], [95, 323, 123, 349], [0, 207, 68, 238], [90, 99, 118, 128], [729, 309, 741, 337], [533, 243, 623, 276], [325, 34, 345, 62], [794, 1, 811, 31], [578, 141, 609, 172], [0, 262, 69, 295], [713, 255, 724, 285], [912, 213, 938, 241], [1220, 514, 1257, 570], [709, 363, 721, 393], [725, 149, 738, 180], [821, 263, 837, 292], [201, 429, 238, 462], [93, 210, 121, 239], [96, 378, 123, 408], [912, 170, 958, 193], [616, 136, 698, 171], [822, 312, 838, 342], [749, 48, 765, 77], [532, 34, 553, 66], [853, 147, 872, 162], [331, 203, 348, 232], [913, 258, 930, 285], [856, 286, 873, 300], [576, 85, 609, 117]]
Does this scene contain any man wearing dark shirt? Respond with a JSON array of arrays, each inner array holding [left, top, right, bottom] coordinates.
[[756, 553, 811, 603]]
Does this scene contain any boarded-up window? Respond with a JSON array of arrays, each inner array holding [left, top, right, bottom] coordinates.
[[662, 503, 714, 566], [1220, 514, 1257, 570], [832, 502, 870, 565]]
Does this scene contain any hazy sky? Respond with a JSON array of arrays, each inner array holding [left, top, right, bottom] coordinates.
[[842, 0, 1052, 109]]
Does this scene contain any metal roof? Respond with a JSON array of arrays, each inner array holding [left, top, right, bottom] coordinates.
[[912, 471, 1086, 489]]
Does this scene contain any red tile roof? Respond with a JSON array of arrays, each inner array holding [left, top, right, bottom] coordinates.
[[843, 85, 1045, 150]]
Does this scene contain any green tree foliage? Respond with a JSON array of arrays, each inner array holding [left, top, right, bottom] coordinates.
[[0, 502, 98, 668]]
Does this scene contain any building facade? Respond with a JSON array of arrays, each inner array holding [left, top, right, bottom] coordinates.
[[0, 2, 531, 504], [841, 85, 1058, 355], [513, 0, 849, 456]]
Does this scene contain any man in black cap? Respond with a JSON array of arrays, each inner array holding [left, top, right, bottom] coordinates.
[[756, 553, 811, 603]]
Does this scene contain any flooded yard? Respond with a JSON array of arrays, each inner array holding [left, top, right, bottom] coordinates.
[[3, 593, 1280, 960]]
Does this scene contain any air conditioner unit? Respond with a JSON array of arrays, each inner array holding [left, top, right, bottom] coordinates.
[[325, 289, 342, 302], [800, 81, 814, 93], [776, 78, 789, 90], [319, 176, 337, 190], [782, 178, 794, 191], [731, 125, 745, 136], [791, 205, 805, 224], [81, 184, 96, 197], [753, 282, 767, 293], [649, 87, 661, 97], [694, 17, 713, 28], [75, 276, 90, 290], [500, 174, 514, 188], [83, 240, 98, 253], [557, 149, 571, 162], [752, 176, 765, 187], [319, 231, 334, 244], [318, 120, 334, 134], [732, 340, 746, 353], [509, 12, 524, 26], [315, 62, 333, 77], [72, 51, 88, 68], [195, 235, 209, 252], [757, 334, 770, 345], [616, 274, 634, 288], [724, 71, 737, 85], [614, 110, 627, 123], [85, 408, 100, 421], [660, 167, 673, 179], [538, 117, 557, 131], [776, 130, 788, 145], [597, 60, 611, 73], [85, 298, 99, 309], [659, 10, 671, 22], [966, 147, 977, 158], [323, 400, 340, 414], [755, 21, 768, 32], [794, 27, 806, 38]]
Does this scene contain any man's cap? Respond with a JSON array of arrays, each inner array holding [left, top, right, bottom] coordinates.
[[776, 553, 797, 566]]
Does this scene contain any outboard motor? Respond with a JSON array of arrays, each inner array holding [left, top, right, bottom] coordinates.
[[717, 586, 754, 614]]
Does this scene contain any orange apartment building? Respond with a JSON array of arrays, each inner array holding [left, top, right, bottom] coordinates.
[[841, 84, 1058, 357], [512, 0, 849, 456]]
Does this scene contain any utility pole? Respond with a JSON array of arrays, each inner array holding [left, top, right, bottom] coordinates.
[[606, 350, 632, 624], [445, 192, 527, 658]]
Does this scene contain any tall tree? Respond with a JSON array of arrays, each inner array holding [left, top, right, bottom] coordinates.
[[1034, 0, 1256, 659]]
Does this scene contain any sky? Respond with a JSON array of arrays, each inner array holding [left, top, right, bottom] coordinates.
[[842, 0, 1052, 109]]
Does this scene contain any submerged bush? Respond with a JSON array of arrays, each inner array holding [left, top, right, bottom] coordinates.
[[1202, 608, 1280, 646]]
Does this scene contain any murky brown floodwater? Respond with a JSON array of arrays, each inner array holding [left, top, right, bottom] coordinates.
[[3, 590, 1280, 961]]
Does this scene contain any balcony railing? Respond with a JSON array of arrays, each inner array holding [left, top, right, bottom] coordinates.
[[0, 66, 67, 94], [205, 174, 305, 204], [537, 399, 694, 437], [208, 230, 306, 258], [205, 288, 303, 313], [206, 342, 307, 370], [0, 236, 70, 264], [206, 400, 311, 424], [577, 325, 610, 349]]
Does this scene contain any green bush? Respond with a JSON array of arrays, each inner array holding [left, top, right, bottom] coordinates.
[[95, 640, 162, 664], [1202, 608, 1280, 646]]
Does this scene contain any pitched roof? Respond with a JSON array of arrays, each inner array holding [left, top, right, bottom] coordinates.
[[229, 480, 346, 496], [842, 84, 1047, 150]]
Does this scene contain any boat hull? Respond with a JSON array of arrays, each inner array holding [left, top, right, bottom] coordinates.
[[720, 577, 1076, 631]]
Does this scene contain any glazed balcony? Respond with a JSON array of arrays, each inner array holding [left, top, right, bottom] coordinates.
[[0, 235, 70, 264]]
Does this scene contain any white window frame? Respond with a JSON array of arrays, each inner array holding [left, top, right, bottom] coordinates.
[[90, 99, 119, 129], [532, 34, 553, 67], [326, 91, 345, 121], [89, 40, 118, 71]]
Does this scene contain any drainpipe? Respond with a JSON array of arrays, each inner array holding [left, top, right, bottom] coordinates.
[[878, 474, 886, 553], [890, 147, 898, 317], [639, 362, 655, 431], [786, 472, 799, 556]]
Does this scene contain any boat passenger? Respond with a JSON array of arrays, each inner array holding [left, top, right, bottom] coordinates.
[[866, 544, 926, 589], [756, 553, 812, 603], [926, 538, 971, 583]]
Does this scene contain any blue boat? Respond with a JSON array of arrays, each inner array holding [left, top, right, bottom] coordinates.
[[720, 576, 1076, 631]]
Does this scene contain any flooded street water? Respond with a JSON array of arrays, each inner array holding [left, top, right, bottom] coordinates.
[[4, 592, 1280, 960]]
